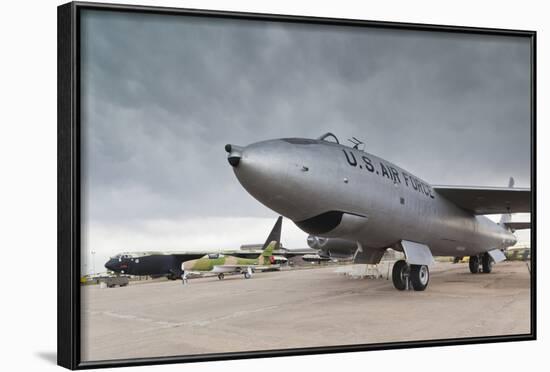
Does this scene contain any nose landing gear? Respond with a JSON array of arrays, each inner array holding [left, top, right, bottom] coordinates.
[[243, 267, 253, 279], [181, 271, 189, 285], [392, 259, 429, 291]]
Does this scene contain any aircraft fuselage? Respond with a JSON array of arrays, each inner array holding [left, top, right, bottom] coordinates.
[[105, 253, 206, 277], [227, 137, 516, 257]]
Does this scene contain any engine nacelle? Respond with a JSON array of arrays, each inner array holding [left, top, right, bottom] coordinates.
[[307, 235, 358, 259], [296, 210, 368, 237]]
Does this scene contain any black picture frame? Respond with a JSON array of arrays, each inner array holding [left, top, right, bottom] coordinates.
[[58, 1, 537, 370]]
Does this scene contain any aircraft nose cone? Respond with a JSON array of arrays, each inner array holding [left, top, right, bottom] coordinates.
[[104, 260, 114, 271], [225, 144, 242, 167], [226, 139, 309, 219], [105, 259, 118, 272]]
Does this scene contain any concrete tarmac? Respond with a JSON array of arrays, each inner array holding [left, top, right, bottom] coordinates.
[[81, 261, 531, 361]]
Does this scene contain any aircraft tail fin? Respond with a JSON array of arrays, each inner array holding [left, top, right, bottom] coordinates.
[[257, 216, 282, 264], [262, 241, 278, 256], [259, 216, 282, 252]]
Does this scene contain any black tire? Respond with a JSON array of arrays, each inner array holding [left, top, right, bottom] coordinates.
[[481, 253, 493, 273], [218, 273, 225, 280], [392, 260, 409, 290], [244, 272, 252, 279], [469, 255, 480, 274], [410, 265, 429, 291]]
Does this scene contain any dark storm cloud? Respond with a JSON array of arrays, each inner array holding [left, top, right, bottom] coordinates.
[[80, 11, 531, 223]]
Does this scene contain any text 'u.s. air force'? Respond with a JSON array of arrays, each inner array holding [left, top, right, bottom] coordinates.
[[342, 149, 435, 199]]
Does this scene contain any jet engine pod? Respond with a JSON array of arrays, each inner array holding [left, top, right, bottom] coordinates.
[[307, 235, 359, 258], [307, 235, 328, 249], [296, 211, 368, 236]]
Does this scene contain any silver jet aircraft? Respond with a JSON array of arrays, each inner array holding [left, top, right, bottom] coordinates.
[[225, 133, 531, 291]]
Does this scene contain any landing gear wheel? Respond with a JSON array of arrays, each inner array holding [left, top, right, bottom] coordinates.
[[482, 253, 493, 273], [218, 273, 225, 280], [469, 255, 480, 274], [392, 260, 409, 291], [410, 265, 429, 291], [244, 272, 252, 279]]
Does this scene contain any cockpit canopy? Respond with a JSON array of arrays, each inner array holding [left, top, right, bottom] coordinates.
[[282, 133, 364, 151], [317, 132, 339, 144], [110, 252, 143, 261]]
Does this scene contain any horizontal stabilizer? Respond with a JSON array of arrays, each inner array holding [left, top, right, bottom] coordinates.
[[503, 222, 531, 230], [433, 185, 530, 214]]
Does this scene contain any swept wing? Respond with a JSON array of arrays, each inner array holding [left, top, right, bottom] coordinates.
[[433, 185, 530, 214]]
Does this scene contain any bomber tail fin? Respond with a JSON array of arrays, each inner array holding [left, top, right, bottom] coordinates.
[[257, 216, 282, 264], [259, 216, 282, 252]]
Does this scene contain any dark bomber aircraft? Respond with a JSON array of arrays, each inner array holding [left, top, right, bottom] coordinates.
[[105, 217, 282, 280], [105, 252, 205, 280], [225, 133, 531, 291]]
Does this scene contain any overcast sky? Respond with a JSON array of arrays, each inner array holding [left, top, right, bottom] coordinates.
[[80, 10, 531, 274]]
